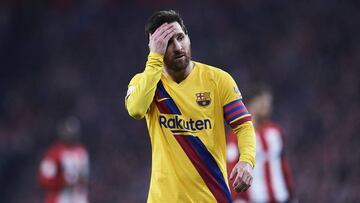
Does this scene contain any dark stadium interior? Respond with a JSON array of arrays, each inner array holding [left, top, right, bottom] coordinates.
[[0, 0, 359, 202]]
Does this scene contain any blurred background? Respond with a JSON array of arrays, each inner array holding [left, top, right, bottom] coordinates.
[[0, 0, 359, 202]]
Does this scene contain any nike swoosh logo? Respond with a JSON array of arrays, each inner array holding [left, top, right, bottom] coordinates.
[[156, 97, 170, 102]]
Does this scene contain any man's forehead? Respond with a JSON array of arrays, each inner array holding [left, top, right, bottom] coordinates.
[[169, 22, 185, 34]]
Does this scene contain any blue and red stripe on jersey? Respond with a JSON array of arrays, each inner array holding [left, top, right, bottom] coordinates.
[[223, 99, 252, 128], [174, 135, 233, 203], [155, 81, 181, 115], [156, 80, 232, 202]]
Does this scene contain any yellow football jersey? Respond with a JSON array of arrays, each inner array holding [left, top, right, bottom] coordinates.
[[126, 52, 255, 203]]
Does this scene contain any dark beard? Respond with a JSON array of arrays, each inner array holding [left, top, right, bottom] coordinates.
[[170, 56, 190, 71], [164, 50, 191, 71]]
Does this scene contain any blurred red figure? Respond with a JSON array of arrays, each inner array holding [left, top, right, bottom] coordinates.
[[227, 84, 295, 203], [38, 117, 89, 203]]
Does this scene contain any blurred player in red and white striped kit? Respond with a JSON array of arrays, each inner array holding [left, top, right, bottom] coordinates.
[[227, 84, 295, 203], [38, 117, 89, 203]]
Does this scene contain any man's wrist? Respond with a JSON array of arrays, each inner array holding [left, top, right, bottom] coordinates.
[[239, 159, 254, 169], [145, 52, 164, 71], [149, 52, 164, 58]]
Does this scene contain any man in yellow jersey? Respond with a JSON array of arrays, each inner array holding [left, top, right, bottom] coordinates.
[[125, 10, 256, 203]]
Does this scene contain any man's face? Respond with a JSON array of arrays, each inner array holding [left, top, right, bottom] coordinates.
[[249, 92, 273, 119], [163, 22, 191, 71]]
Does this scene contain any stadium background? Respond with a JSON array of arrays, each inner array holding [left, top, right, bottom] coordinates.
[[0, 0, 359, 202]]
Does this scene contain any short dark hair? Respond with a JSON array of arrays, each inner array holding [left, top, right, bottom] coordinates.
[[245, 83, 272, 103], [145, 10, 188, 37]]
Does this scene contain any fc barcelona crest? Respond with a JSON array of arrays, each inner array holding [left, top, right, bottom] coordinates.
[[196, 92, 211, 107]]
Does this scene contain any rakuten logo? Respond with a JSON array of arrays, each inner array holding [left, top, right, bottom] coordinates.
[[159, 115, 212, 131]]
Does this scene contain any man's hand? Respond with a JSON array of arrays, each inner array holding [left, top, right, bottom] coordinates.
[[148, 22, 177, 55], [229, 161, 253, 192]]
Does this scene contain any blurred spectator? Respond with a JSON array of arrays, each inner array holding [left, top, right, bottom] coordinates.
[[38, 117, 89, 203], [227, 84, 295, 203]]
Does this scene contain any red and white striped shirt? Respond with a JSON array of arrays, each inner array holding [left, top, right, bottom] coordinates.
[[227, 121, 294, 203], [39, 142, 89, 203]]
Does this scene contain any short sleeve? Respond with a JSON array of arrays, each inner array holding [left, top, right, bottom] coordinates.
[[218, 70, 252, 128]]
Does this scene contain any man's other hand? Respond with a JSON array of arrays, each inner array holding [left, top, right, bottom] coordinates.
[[229, 161, 253, 192]]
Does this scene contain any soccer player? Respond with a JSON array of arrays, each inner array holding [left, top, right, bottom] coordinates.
[[125, 10, 256, 203], [38, 117, 89, 203], [226, 84, 295, 203]]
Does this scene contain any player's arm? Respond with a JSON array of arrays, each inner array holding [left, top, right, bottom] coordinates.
[[229, 120, 255, 192], [219, 71, 256, 192], [230, 117, 255, 168], [125, 23, 177, 119]]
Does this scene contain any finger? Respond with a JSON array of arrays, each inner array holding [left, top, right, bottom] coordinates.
[[153, 23, 173, 38], [233, 172, 242, 188], [249, 176, 253, 185], [244, 175, 251, 186], [246, 174, 253, 186], [241, 174, 252, 192], [234, 181, 246, 192], [239, 179, 250, 192], [152, 22, 168, 37], [229, 167, 237, 180], [242, 172, 250, 185], [232, 169, 244, 187], [159, 25, 176, 39], [236, 175, 245, 186], [162, 27, 177, 42], [242, 183, 251, 192], [158, 26, 176, 40]]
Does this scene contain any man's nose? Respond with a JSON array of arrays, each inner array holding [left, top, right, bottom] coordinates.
[[173, 40, 182, 51]]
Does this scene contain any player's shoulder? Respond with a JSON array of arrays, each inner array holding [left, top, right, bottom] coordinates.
[[193, 61, 233, 80]]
